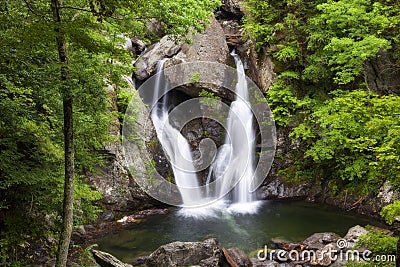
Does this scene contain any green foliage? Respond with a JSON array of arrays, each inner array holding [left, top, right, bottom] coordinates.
[[243, 0, 400, 87], [265, 72, 312, 126], [291, 90, 400, 192], [323, 36, 390, 84], [381, 201, 400, 225], [356, 228, 398, 256], [116, 87, 135, 124], [0, 0, 220, 264], [198, 89, 221, 110], [244, 0, 400, 212], [306, 0, 392, 84], [189, 71, 201, 84], [343, 228, 397, 267], [198, 89, 219, 99]]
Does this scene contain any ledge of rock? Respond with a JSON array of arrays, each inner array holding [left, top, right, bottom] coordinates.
[[146, 238, 221, 267], [92, 249, 133, 267], [134, 35, 181, 81], [164, 17, 231, 100], [258, 178, 312, 200], [218, 0, 245, 18]]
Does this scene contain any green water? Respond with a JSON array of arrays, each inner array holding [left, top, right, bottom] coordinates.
[[97, 201, 378, 263]]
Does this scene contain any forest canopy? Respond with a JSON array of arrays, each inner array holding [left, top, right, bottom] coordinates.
[[243, 0, 400, 194], [0, 0, 219, 265]]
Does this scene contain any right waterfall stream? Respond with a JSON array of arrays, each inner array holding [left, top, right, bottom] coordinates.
[[207, 50, 261, 214]]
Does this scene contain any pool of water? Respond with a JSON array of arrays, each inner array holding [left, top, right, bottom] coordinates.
[[97, 201, 379, 263]]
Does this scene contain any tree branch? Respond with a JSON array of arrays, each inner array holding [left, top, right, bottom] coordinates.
[[60, 6, 92, 13], [23, 0, 49, 20], [60, 6, 151, 21]]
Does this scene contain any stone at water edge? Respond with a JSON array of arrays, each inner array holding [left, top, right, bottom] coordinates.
[[146, 238, 221, 267], [302, 232, 340, 250], [343, 225, 368, 248], [91, 249, 132, 267], [221, 247, 252, 267], [270, 238, 304, 251], [250, 258, 290, 267], [309, 243, 338, 266]]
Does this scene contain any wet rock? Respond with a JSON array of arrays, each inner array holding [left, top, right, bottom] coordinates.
[[344, 225, 368, 244], [131, 37, 147, 56], [132, 256, 148, 266], [220, 20, 242, 35], [222, 247, 252, 267], [377, 181, 399, 208], [330, 258, 349, 267], [146, 238, 220, 267], [164, 17, 231, 100], [199, 256, 221, 267], [258, 178, 311, 200], [220, 0, 245, 17], [98, 210, 115, 222], [271, 239, 303, 251], [134, 35, 181, 81], [236, 39, 275, 93], [269, 249, 289, 262], [117, 208, 168, 224], [310, 243, 338, 266], [92, 249, 133, 267], [302, 232, 340, 251], [365, 51, 400, 95], [87, 86, 156, 212], [250, 258, 287, 267], [71, 225, 86, 244]]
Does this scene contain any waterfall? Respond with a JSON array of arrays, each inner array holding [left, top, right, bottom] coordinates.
[[205, 50, 261, 214], [150, 52, 261, 215], [150, 60, 202, 207], [229, 50, 257, 205]]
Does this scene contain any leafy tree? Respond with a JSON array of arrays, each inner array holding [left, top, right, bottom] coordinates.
[[243, 0, 400, 199], [0, 0, 220, 265], [305, 0, 391, 85], [381, 201, 400, 265], [291, 90, 400, 193], [381, 201, 400, 225]]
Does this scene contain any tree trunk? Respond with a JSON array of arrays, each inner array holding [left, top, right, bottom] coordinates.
[[50, 0, 74, 267], [396, 236, 400, 267]]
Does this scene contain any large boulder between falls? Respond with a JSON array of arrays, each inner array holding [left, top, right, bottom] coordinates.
[[146, 238, 221, 267], [165, 17, 229, 66], [134, 17, 229, 87], [164, 17, 231, 99], [134, 17, 231, 100]]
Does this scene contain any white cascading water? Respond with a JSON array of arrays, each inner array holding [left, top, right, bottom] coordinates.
[[150, 60, 202, 207], [207, 50, 260, 214], [229, 50, 257, 205], [150, 52, 260, 215]]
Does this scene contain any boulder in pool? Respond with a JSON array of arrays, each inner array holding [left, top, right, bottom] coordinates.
[[146, 238, 220, 267]]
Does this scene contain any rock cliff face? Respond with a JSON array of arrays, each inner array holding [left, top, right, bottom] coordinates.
[[87, 86, 157, 212], [365, 51, 400, 95], [91, 0, 397, 217]]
